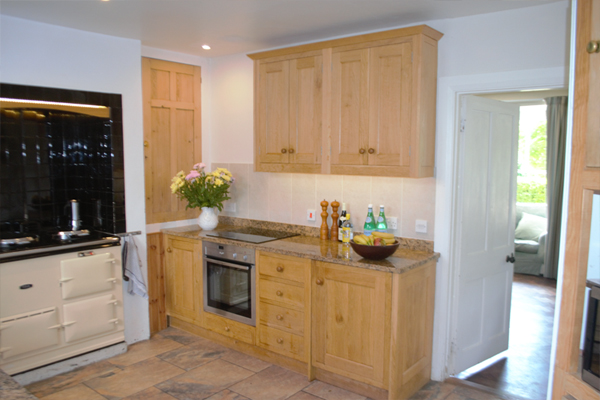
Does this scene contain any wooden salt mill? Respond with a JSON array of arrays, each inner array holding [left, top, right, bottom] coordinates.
[[320, 200, 329, 240], [330, 200, 340, 241]]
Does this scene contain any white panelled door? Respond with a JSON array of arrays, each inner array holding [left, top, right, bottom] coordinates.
[[451, 95, 519, 374]]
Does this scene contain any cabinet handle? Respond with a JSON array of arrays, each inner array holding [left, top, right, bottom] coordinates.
[[277, 338, 284, 344], [144, 141, 149, 147], [281, 148, 287, 154], [276, 290, 283, 296], [166, 247, 172, 253], [225, 326, 230, 332], [316, 279, 323, 285], [276, 314, 283, 320], [368, 148, 375, 154], [587, 40, 600, 53], [359, 148, 366, 154], [288, 148, 295, 154], [276, 266, 284, 272]]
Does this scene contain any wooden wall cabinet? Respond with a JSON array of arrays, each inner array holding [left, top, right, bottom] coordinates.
[[249, 25, 442, 178], [254, 53, 323, 173], [163, 235, 203, 325]]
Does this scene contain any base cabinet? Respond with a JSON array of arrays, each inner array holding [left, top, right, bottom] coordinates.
[[312, 261, 391, 388], [164, 235, 203, 325]]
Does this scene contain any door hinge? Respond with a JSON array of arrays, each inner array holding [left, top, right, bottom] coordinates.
[[460, 119, 466, 133], [409, 146, 412, 157]]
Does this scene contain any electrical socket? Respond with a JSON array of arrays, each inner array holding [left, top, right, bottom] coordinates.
[[387, 217, 398, 230], [307, 209, 316, 221], [415, 219, 428, 233]]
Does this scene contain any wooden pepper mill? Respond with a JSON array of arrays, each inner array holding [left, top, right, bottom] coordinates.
[[330, 200, 340, 241], [320, 200, 329, 240]]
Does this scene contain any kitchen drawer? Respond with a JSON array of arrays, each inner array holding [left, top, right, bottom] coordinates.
[[259, 302, 304, 335], [259, 278, 305, 310], [258, 324, 305, 362], [204, 312, 255, 345], [258, 253, 309, 284]]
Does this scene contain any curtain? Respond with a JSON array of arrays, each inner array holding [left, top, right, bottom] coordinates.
[[544, 96, 568, 279]]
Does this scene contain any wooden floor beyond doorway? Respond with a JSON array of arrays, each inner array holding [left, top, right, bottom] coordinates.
[[457, 273, 557, 399]]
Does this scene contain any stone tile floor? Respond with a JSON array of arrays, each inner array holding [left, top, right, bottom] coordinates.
[[24, 327, 523, 400]]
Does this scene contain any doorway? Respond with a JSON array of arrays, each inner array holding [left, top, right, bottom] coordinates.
[[452, 91, 564, 399]]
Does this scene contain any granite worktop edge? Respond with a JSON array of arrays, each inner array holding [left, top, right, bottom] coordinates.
[[162, 224, 439, 274], [0, 369, 36, 400]]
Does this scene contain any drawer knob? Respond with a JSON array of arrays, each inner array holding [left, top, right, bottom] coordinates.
[[166, 247, 172, 253], [276, 266, 284, 272], [359, 148, 366, 154], [276, 314, 283, 320], [316, 279, 324, 285], [281, 148, 287, 154], [276, 290, 283, 296], [225, 326, 230, 332], [368, 148, 375, 154], [277, 338, 284, 344], [288, 148, 295, 154]]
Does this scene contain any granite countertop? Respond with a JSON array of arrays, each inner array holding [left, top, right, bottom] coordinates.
[[0, 369, 36, 400], [162, 221, 439, 274]]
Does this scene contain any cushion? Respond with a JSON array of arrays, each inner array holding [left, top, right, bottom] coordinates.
[[515, 239, 539, 254], [515, 212, 547, 241]]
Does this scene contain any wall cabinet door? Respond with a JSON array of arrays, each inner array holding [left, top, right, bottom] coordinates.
[[164, 235, 202, 324], [312, 261, 391, 388], [255, 54, 322, 173], [142, 58, 202, 224]]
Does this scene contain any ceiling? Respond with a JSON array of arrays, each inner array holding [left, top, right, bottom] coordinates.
[[1, 0, 563, 58]]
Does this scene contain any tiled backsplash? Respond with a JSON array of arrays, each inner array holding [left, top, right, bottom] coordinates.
[[0, 83, 125, 234], [211, 163, 435, 241]]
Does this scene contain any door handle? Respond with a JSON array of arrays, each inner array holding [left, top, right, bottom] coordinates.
[[506, 253, 516, 263]]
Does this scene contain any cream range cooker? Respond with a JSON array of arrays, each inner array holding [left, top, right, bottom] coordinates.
[[0, 233, 124, 375]]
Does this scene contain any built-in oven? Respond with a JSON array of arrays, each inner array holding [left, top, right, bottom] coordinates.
[[203, 241, 255, 326]]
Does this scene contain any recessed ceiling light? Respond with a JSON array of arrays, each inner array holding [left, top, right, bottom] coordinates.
[[202, 45, 211, 50]]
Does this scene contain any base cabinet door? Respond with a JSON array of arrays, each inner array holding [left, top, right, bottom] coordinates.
[[312, 261, 391, 388], [164, 235, 202, 324]]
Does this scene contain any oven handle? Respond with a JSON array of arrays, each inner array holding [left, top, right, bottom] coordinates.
[[206, 258, 251, 271]]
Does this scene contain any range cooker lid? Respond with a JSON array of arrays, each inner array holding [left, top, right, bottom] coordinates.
[[206, 227, 298, 244]]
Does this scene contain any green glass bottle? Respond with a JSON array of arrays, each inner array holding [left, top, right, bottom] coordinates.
[[363, 204, 376, 236], [376, 205, 388, 233]]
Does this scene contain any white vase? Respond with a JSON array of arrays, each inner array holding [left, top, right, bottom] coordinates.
[[198, 207, 219, 231]]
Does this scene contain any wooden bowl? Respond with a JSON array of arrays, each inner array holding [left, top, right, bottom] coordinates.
[[349, 239, 399, 260]]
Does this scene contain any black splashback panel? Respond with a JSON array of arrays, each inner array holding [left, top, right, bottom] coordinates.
[[0, 83, 126, 234]]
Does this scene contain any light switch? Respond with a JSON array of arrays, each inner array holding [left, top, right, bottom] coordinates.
[[415, 219, 427, 233], [307, 209, 316, 221]]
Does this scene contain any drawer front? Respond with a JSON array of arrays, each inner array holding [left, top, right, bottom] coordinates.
[[259, 279, 305, 309], [204, 312, 255, 345], [258, 324, 305, 362], [259, 254, 308, 284], [259, 302, 304, 335]]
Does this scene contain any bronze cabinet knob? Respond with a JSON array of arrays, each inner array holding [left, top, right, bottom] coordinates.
[[225, 326, 230, 332], [276, 290, 283, 296], [166, 247, 172, 253], [368, 148, 375, 154], [587, 40, 600, 53], [276, 266, 284, 272], [277, 338, 284, 344], [281, 148, 287, 153], [144, 141, 149, 147], [359, 148, 366, 154], [288, 148, 295, 154], [316, 279, 324, 285], [276, 314, 283, 320]]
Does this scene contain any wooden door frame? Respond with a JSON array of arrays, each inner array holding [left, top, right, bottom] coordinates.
[[430, 67, 566, 381]]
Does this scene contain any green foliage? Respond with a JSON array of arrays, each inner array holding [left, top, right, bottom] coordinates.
[[529, 124, 547, 169], [517, 181, 546, 203]]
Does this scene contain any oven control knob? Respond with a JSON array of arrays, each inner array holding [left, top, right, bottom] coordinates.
[[243, 255, 248, 261], [232, 253, 237, 259]]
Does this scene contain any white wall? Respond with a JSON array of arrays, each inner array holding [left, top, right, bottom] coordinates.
[[0, 15, 149, 344]]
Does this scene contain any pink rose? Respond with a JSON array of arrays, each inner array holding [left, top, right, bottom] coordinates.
[[185, 170, 201, 181], [193, 162, 206, 170]]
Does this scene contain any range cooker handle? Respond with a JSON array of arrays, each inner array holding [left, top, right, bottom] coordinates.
[[208, 259, 250, 271]]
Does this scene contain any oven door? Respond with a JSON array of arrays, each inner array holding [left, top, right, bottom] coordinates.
[[203, 256, 255, 326]]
